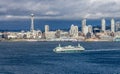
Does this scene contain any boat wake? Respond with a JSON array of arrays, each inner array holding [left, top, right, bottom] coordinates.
[[84, 48, 120, 52]]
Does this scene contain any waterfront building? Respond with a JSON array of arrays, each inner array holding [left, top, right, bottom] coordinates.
[[111, 18, 115, 32], [101, 18, 106, 32], [5, 32, 18, 39], [95, 32, 113, 41], [85, 25, 93, 39], [44, 25, 56, 39], [60, 31, 69, 38], [57, 30, 69, 39], [55, 30, 69, 38], [16, 32, 25, 39], [26, 31, 33, 39], [34, 30, 42, 39], [99, 35, 113, 41], [82, 18, 86, 34], [45, 31, 56, 39], [105, 30, 113, 36], [55, 29, 61, 38], [25, 30, 42, 39]]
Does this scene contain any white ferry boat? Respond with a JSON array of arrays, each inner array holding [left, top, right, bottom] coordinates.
[[53, 44, 85, 53], [113, 36, 120, 41]]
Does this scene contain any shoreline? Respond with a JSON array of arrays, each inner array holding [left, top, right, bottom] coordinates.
[[0, 39, 116, 42]]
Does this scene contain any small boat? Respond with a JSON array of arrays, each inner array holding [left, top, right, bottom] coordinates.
[[53, 44, 85, 53]]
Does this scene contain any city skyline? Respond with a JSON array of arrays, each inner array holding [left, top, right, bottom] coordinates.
[[0, 17, 120, 32], [0, 0, 120, 20], [0, 14, 120, 41]]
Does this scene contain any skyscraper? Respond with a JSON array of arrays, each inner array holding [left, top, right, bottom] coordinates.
[[88, 25, 93, 33], [82, 18, 86, 33], [45, 25, 49, 33], [69, 24, 78, 37], [116, 22, 120, 32], [111, 18, 115, 32], [83, 26, 88, 35], [74, 26, 78, 37], [101, 18, 106, 32], [70, 24, 75, 36], [31, 14, 34, 32]]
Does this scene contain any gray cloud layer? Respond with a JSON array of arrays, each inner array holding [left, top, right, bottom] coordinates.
[[0, 0, 120, 20]]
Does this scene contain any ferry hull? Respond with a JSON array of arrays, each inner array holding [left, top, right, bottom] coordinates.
[[54, 50, 84, 53], [53, 48, 84, 53]]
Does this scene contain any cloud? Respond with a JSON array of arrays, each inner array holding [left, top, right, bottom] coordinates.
[[45, 11, 60, 15], [0, 0, 120, 20]]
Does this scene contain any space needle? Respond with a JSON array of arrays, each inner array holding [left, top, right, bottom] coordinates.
[[31, 14, 34, 32]]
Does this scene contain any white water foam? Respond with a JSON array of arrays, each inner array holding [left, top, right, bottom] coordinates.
[[84, 48, 120, 52]]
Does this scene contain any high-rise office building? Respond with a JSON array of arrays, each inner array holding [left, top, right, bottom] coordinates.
[[31, 14, 34, 32], [111, 18, 115, 32], [88, 25, 93, 33], [83, 26, 88, 35], [82, 18, 86, 34], [44, 25, 56, 39], [101, 18, 106, 32], [45, 25, 49, 33], [74, 26, 78, 37], [69, 24, 78, 37], [70, 24, 74, 36], [116, 22, 120, 32]]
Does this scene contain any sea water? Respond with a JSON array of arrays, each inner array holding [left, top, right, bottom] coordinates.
[[0, 41, 120, 74]]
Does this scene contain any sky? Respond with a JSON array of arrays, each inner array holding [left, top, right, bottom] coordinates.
[[0, 0, 120, 20]]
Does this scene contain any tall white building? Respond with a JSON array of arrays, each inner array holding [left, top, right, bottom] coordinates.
[[111, 18, 115, 32], [70, 24, 75, 36], [116, 22, 120, 32], [44, 25, 56, 39], [45, 25, 49, 33], [82, 18, 86, 34], [45, 31, 56, 39], [31, 14, 34, 32], [101, 18, 106, 32], [88, 25, 93, 34], [69, 24, 78, 37], [74, 26, 78, 37], [83, 26, 88, 35]]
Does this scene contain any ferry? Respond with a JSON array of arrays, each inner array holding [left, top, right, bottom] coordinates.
[[113, 36, 120, 41], [53, 44, 85, 53]]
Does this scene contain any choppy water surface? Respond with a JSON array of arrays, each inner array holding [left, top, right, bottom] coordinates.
[[0, 41, 120, 74]]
